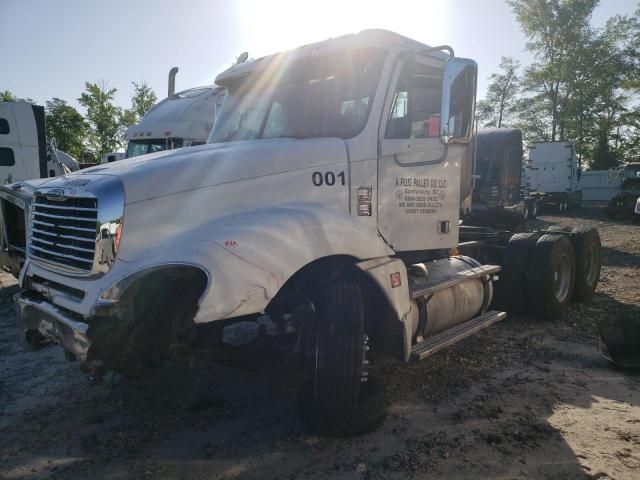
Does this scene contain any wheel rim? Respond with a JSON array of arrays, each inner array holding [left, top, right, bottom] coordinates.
[[532, 202, 537, 216], [553, 252, 572, 302], [524, 205, 529, 218], [584, 241, 599, 286]]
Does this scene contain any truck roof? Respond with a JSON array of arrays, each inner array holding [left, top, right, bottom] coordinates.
[[215, 29, 443, 86], [124, 85, 225, 142]]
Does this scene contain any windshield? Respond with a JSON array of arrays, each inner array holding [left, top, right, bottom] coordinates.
[[209, 48, 387, 143], [126, 138, 184, 158]]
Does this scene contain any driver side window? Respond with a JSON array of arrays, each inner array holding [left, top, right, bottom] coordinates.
[[386, 59, 443, 139]]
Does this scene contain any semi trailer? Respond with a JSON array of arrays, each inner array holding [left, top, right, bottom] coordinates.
[[14, 30, 601, 435], [525, 141, 583, 212]]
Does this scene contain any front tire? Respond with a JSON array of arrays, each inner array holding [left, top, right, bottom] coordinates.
[[299, 279, 386, 436]]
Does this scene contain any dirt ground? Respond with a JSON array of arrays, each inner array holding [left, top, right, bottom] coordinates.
[[1, 205, 639, 480]]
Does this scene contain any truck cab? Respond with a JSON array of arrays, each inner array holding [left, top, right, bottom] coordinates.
[[124, 85, 225, 159], [14, 30, 601, 436]]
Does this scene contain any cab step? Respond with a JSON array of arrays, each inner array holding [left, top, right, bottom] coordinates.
[[410, 310, 507, 360], [409, 264, 500, 298]]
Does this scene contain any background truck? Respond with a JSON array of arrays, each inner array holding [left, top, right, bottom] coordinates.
[[14, 30, 602, 436], [123, 67, 225, 159], [464, 128, 539, 231], [525, 141, 582, 212], [602, 162, 640, 219], [0, 101, 80, 183]]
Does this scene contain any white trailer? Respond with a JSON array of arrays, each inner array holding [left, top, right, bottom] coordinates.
[[14, 30, 602, 436], [525, 141, 582, 211], [0, 102, 78, 183]]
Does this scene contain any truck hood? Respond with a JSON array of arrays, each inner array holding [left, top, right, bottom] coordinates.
[[73, 138, 348, 204]]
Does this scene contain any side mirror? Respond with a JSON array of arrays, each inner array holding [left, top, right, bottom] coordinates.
[[440, 58, 477, 143]]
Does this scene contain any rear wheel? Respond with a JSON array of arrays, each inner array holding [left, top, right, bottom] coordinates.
[[494, 232, 539, 314], [570, 226, 601, 301], [528, 234, 576, 320], [298, 279, 386, 436]]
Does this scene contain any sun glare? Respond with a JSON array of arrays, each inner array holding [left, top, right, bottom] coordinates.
[[235, 0, 447, 59]]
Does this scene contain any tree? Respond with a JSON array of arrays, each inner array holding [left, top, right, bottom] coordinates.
[[78, 81, 123, 156], [45, 98, 88, 159], [119, 81, 157, 146], [1, 90, 16, 102], [477, 57, 521, 128], [129, 81, 157, 120], [0, 90, 34, 103], [508, 0, 599, 141]]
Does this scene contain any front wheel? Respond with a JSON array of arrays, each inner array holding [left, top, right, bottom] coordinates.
[[298, 279, 386, 436]]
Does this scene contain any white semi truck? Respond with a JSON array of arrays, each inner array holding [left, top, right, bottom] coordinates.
[[14, 30, 601, 435], [123, 67, 225, 159]]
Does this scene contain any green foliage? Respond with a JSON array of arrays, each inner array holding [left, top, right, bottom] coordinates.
[[477, 57, 521, 128], [1, 90, 16, 102], [78, 82, 123, 156], [119, 80, 157, 148], [45, 98, 88, 160], [0, 90, 34, 103], [481, 0, 640, 168], [129, 81, 157, 120]]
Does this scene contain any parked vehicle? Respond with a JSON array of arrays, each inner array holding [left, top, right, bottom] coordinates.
[[525, 141, 582, 212], [0, 102, 80, 183], [463, 128, 537, 230], [101, 152, 126, 164], [602, 174, 640, 219], [124, 68, 225, 159], [14, 30, 602, 436]]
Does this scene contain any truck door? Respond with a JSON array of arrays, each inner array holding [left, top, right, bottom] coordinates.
[[377, 54, 471, 252]]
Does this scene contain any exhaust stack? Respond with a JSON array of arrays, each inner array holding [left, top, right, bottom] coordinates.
[[168, 67, 179, 96]]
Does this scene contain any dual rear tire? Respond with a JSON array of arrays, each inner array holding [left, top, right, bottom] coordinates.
[[497, 226, 601, 319]]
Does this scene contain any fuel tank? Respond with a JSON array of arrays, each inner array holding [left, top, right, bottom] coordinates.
[[410, 256, 493, 338]]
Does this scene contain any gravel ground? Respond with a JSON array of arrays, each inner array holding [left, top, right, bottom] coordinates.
[[1, 205, 639, 480]]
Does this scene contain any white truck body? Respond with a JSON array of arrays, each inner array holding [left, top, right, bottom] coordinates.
[[525, 141, 582, 209], [124, 86, 225, 159], [0, 102, 77, 183], [18, 30, 470, 325], [525, 141, 580, 194]]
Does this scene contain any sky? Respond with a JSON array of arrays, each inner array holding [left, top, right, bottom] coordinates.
[[1, 0, 637, 112]]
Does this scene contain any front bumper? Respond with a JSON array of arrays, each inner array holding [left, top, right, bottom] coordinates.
[[15, 291, 91, 362]]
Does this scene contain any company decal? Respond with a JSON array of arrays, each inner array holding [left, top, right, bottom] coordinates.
[[63, 179, 91, 188], [394, 177, 448, 215]]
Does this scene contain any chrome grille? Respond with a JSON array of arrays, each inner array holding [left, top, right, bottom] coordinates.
[[29, 194, 97, 272]]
